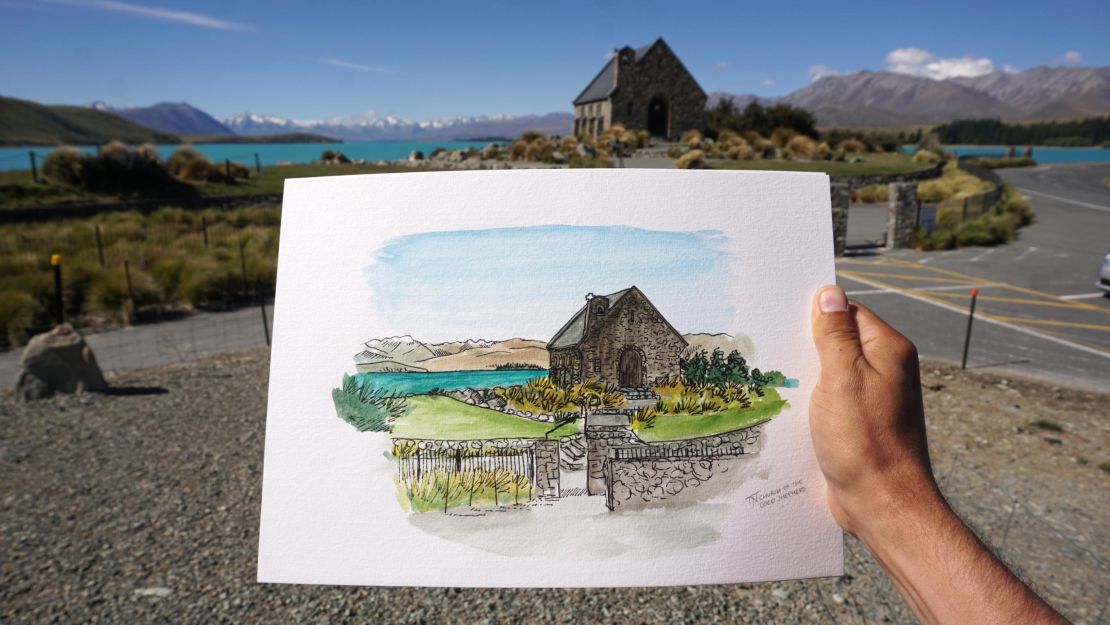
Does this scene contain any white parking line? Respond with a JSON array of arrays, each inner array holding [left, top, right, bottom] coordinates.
[[1060, 293, 1106, 301], [1015, 246, 1038, 261], [838, 273, 1110, 361], [969, 248, 996, 262], [1016, 188, 1110, 214]]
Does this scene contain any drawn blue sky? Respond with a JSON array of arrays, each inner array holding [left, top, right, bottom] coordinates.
[[364, 225, 735, 342]]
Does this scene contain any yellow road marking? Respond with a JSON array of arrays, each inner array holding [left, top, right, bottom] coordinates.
[[839, 270, 973, 285], [986, 316, 1110, 332], [925, 291, 1100, 310], [885, 256, 1110, 314]]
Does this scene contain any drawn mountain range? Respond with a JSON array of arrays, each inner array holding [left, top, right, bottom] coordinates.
[[354, 333, 751, 373]]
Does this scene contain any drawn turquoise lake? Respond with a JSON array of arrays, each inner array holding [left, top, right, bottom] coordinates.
[[357, 369, 548, 396]]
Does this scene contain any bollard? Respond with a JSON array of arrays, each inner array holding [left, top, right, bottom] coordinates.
[[961, 288, 979, 369], [50, 253, 63, 324]]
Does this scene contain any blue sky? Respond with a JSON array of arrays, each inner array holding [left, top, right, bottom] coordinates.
[[1, 0, 1107, 121], [364, 226, 734, 342]]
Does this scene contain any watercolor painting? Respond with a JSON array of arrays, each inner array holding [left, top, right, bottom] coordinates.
[[330, 226, 796, 519], [258, 169, 840, 587]]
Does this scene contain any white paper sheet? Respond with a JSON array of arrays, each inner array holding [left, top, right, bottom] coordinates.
[[258, 168, 842, 586]]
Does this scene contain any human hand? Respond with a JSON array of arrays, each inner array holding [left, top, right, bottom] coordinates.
[[808, 285, 940, 538]]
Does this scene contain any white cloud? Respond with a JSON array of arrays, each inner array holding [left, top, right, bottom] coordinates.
[[714, 61, 730, 69], [1053, 50, 1082, 66], [808, 64, 839, 82], [760, 79, 775, 86], [323, 58, 391, 74], [884, 47, 994, 79], [48, 0, 252, 31]]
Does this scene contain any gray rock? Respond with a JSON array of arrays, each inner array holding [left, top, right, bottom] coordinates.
[[407, 150, 424, 161], [15, 324, 107, 401]]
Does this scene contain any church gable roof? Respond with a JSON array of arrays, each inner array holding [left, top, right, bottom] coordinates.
[[547, 287, 686, 350], [572, 40, 658, 105]]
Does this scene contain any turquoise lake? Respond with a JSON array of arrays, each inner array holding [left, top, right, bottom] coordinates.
[[356, 369, 548, 396], [0, 140, 493, 173], [902, 145, 1110, 164]]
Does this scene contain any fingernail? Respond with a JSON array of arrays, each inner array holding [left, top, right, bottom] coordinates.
[[819, 287, 849, 313]]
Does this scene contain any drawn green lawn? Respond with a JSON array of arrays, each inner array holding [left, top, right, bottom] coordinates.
[[392, 395, 580, 440], [636, 388, 788, 443]]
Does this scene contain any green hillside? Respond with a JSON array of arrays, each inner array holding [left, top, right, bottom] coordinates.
[[0, 96, 180, 146]]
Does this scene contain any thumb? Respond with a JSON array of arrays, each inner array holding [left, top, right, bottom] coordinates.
[[811, 285, 865, 372]]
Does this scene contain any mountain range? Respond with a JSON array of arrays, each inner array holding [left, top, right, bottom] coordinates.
[[221, 111, 573, 141], [716, 66, 1110, 127], [353, 333, 754, 373], [91, 101, 234, 136]]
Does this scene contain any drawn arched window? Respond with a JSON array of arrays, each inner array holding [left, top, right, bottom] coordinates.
[[595, 305, 605, 315]]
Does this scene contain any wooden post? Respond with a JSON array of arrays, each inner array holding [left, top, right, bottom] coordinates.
[[238, 238, 249, 297], [123, 260, 136, 311], [94, 224, 105, 267], [201, 217, 209, 249], [29, 151, 40, 184], [50, 254, 63, 325], [961, 288, 979, 370], [225, 158, 231, 180], [254, 152, 262, 175]]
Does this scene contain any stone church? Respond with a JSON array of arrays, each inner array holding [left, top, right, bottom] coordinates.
[[547, 287, 687, 389], [572, 37, 707, 140]]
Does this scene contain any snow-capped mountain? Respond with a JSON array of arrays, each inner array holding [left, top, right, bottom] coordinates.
[[222, 111, 572, 141], [353, 336, 536, 373]]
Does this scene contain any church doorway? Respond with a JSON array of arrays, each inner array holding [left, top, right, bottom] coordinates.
[[618, 348, 644, 388], [647, 97, 668, 137]]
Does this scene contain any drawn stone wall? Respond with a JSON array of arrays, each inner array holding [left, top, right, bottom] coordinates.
[[533, 440, 561, 499], [603, 426, 764, 510], [586, 424, 640, 495]]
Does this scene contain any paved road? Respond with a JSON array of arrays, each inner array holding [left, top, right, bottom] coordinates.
[[1, 306, 272, 391], [838, 162, 1110, 391]]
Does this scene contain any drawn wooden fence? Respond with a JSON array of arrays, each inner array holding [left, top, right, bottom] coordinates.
[[395, 447, 536, 484]]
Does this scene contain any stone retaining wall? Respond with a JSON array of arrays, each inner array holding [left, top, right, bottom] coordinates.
[[832, 160, 944, 190]]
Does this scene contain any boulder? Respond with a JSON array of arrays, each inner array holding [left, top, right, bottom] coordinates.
[[15, 324, 107, 401], [407, 150, 424, 161]]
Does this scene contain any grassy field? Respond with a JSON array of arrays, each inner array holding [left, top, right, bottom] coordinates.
[[707, 152, 930, 176], [0, 162, 422, 208], [391, 395, 579, 440], [636, 387, 787, 443]]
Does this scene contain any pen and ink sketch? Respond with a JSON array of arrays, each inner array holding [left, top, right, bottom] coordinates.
[[330, 225, 796, 520]]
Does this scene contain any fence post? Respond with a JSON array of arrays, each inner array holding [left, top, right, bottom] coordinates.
[[94, 224, 105, 267], [225, 158, 231, 180], [50, 254, 63, 325], [123, 260, 137, 323], [961, 288, 979, 369], [29, 151, 40, 184], [238, 238, 249, 298], [201, 217, 209, 249], [254, 152, 262, 175], [886, 182, 917, 250]]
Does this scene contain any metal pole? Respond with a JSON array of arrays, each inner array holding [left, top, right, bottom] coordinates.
[[50, 254, 63, 325], [124, 260, 136, 318], [225, 158, 232, 180], [238, 239, 249, 297], [260, 300, 271, 346], [961, 288, 979, 369], [30, 151, 40, 184]]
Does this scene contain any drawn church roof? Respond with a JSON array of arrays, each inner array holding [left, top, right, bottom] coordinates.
[[547, 286, 686, 350]]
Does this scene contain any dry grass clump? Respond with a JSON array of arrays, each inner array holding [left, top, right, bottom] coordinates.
[[784, 135, 820, 159], [674, 149, 707, 169], [912, 149, 945, 165], [851, 184, 889, 203], [680, 129, 703, 148], [166, 147, 250, 183], [42, 143, 197, 198], [917, 160, 993, 203], [770, 127, 798, 148], [0, 205, 281, 347], [836, 138, 867, 153]]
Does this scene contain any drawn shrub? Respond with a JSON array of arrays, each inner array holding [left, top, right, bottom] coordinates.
[[332, 374, 407, 432]]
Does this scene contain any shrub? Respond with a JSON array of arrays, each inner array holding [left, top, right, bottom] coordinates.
[[0, 290, 37, 349], [836, 138, 867, 153], [770, 127, 798, 148], [332, 374, 407, 432], [784, 135, 820, 160], [396, 466, 534, 513], [41, 147, 87, 187], [666, 146, 684, 159], [680, 129, 703, 147], [674, 149, 706, 169], [629, 407, 657, 431], [852, 184, 888, 203], [913, 149, 944, 164], [88, 265, 163, 321]]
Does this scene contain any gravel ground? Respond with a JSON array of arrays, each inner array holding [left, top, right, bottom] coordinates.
[[2, 350, 1106, 624]]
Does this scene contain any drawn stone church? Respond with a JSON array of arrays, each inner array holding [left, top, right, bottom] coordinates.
[[572, 37, 707, 140], [547, 287, 687, 389]]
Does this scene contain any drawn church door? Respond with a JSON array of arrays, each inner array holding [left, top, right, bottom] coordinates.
[[618, 349, 643, 387], [647, 97, 668, 137]]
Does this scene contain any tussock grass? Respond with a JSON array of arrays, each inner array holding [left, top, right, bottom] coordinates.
[[396, 467, 534, 513], [332, 374, 407, 432]]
